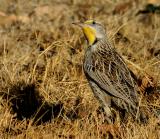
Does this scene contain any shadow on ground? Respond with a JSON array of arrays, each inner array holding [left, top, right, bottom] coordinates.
[[2, 81, 63, 125]]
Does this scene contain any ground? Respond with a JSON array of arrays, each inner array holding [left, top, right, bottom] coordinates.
[[0, 0, 160, 138]]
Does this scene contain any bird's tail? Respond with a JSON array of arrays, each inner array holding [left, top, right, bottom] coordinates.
[[125, 103, 149, 124]]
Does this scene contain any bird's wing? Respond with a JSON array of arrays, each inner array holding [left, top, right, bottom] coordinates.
[[84, 50, 137, 105]]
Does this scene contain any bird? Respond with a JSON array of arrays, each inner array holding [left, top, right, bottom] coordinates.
[[73, 19, 143, 123]]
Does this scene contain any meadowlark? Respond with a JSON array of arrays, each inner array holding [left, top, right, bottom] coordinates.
[[73, 20, 142, 123]]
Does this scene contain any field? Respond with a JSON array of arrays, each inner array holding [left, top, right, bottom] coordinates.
[[0, 0, 160, 138]]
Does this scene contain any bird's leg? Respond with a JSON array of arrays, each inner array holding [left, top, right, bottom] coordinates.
[[101, 95, 115, 124], [103, 105, 114, 124]]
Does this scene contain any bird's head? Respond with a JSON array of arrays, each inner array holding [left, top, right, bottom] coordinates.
[[73, 20, 106, 45]]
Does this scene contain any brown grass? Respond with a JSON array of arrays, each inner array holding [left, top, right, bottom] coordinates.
[[0, 0, 160, 138]]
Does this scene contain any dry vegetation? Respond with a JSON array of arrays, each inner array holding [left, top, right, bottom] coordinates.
[[0, 0, 160, 138]]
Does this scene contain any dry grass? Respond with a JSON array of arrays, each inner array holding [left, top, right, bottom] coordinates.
[[0, 0, 160, 138]]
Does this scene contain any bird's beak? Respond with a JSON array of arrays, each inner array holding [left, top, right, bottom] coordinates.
[[72, 22, 84, 28]]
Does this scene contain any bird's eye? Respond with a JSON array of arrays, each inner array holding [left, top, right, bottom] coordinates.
[[92, 21, 96, 24]]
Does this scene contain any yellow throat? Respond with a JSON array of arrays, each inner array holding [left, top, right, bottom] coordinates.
[[82, 26, 96, 46]]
